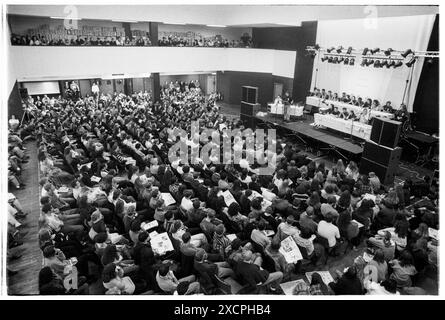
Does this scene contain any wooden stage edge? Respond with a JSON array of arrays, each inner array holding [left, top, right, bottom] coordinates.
[[253, 114, 364, 156]]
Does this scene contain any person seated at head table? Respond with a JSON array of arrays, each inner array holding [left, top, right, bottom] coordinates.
[[364, 98, 372, 109], [332, 92, 339, 101], [383, 101, 394, 113], [340, 107, 349, 119], [320, 88, 326, 98], [371, 99, 382, 111], [327, 90, 333, 100], [344, 94, 351, 103], [347, 110, 357, 121], [283, 91, 293, 104], [358, 107, 371, 124], [356, 97, 364, 107], [349, 95, 357, 105], [331, 106, 340, 117], [341, 92, 349, 103]]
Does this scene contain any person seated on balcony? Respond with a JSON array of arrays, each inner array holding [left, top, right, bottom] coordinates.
[[383, 101, 394, 113]]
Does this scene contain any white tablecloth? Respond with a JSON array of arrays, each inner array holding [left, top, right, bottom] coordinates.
[[314, 113, 372, 140], [268, 103, 304, 116], [306, 96, 394, 119]]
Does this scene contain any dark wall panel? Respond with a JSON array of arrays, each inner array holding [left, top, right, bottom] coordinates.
[[252, 27, 299, 50], [292, 21, 318, 103], [252, 21, 318, 103], [216, 71, 273, 108], [8, 81, 24, 120], [413, 14, 439, 135]]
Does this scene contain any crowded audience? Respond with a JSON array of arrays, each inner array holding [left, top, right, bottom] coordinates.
[[8, 83, 439, 296], [158, 34, 251, 48], [10, 34, 152, 46]]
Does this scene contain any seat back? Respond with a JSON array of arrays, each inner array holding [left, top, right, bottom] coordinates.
[[214, 275, 232, 295]]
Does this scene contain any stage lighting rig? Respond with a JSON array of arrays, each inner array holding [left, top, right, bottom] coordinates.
[[406, 57, 417, 67]]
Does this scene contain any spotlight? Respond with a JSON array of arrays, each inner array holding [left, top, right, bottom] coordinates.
[[380, 60, 388, 68], [314, 44, 320, 50], [333, 57, 339, 63], [338, 57, 344, 63], [374, 60, 381, 68], [346, 46, 353, 55], [328, 56, 334, 63], [406, 57, 417, 67], [362, 48, 369, 55], [336, 46, 343, 53], [344, 58, 349, 65], [401, 49, 413, 58], [394, 61, 403, 68], [327, 47, 335, 53], [349, 58, 355, 66], [384, 48, 393, 56], [321, 56, 328, 62], [310, 52, 316, 58], [361, 59, 367, 67], [371, 48, 380, 54], [387, 60, 395, 68]]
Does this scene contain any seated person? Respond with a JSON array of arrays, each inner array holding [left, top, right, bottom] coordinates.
[[347, 110, 357, 121], [339, 107, 349, 119], [155, 262, 200, 294], [383, 101, 394, 113], [331, 106, 340, 117]]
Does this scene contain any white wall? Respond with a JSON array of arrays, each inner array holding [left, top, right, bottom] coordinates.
[[8, 47, 296, 92], [310, 14, 436, 111]]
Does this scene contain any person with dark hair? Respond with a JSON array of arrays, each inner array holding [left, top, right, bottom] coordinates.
[[155, 262, 200, 294], [367, 249, 388, 282], [389, 251, 417, 288], [250, 221, 271, 249], [367, 231, 396, 261], [309, 272, 333, 295], [329, 266, 363, 295], [102, 262, 146, 294], [317, 213, 340, 249], [39, 266, 89, 295], [132, 231, 158, 291]]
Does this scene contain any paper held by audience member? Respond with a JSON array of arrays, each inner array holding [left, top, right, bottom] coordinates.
[[91, 176, 101, 183], [305, 271, 334, 286], [150, 232, 174, 256], [218, 190, 238, 207], [161, 192, 176, 206], [429, 228, 439, 240], [351, 219, 364, 228], [56, 187, 70, 194], [280, 279, 307, 295], [226, 234, 237, 242], [247, 190, 262, 201], [261, 187, 277, 202], [279, 236, 303, 263], [142, 220, 159, 231]]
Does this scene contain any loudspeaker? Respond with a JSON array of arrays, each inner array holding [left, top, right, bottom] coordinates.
[[370, 117, 402, 148], [240, 114, 256, 129], [362, 140, 402, 167], [359, 157, 398, 185], [240, 101, 261, 116], [242, 86, 258, 104], [18, 88, 29, 99]]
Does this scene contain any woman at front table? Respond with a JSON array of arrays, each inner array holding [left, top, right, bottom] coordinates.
[[359, 108, 371, 124]]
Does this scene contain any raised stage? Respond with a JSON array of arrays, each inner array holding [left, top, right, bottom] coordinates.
[[253, 113, 364, 161]]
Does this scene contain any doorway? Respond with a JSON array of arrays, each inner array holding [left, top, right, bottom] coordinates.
[[273, 82, 283, 99], [207, 74, 216, 95]]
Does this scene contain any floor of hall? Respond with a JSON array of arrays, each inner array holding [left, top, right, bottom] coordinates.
[[7, 140, 42, 295]]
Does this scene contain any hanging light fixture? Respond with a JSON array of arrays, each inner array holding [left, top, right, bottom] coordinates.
[[321, 56, 329, 62], [349, 58, 355, 66], [401, 49, 414, 58], [346, 46, 353, 55], [371, 48, 380, 54], [362, 48, 369, 55], [327, 46, 335, 53], [338, 57, 344, 63], [328, 56, 334, 63], [336, 46, 343, 53], [374, 60, 381, 68], [394, 61, 403, 68], [380, 60, 388, 68], [361, 59, 367, 67], [344, 58, 349, 65], [366, 59, 374, 66], [387, 60, 395, 68], [384, 48, 393, 56], [406, 57, 417, 67]]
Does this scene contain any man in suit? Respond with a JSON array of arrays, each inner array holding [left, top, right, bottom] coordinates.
[[235, 250, 283, 292], [193, 248, 235, 292]]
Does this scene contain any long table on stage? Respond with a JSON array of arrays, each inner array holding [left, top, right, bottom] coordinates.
[[314, 113, 372, 140], [306, 96, 394, 119], [254, 113, 364, 157]]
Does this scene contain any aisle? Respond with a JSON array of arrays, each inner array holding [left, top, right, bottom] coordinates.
[[7, 141, 41, 295]]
